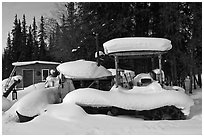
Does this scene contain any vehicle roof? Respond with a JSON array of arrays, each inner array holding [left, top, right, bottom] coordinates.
[[103, 37, 172, 56]]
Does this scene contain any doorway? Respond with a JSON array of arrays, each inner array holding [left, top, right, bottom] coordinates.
[[23, 69, 34, 88]]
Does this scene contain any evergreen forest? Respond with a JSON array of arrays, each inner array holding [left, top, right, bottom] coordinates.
[[2, 2, 202, 92]]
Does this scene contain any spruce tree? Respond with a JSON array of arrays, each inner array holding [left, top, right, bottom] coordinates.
[[2, 33, 13, 79], [21, 14, 28, 61], [11, 14, 18, 62], [32, 17, 39, 60], [38, 16, 47, 60], [27, 25, 33, 61]]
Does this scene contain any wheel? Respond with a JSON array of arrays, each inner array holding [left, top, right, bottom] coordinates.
[[141, 106, 186, 120], [110, 107, 119, 116], [151, 108, 163, 120], [159, 106, 186, 120]]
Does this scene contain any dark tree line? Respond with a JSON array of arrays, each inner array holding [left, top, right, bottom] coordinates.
[[2, 2, 202, 92], [2, 14, 49, 79]]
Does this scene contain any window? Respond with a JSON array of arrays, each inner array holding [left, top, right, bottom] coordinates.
[[42, 69, 49, 81]]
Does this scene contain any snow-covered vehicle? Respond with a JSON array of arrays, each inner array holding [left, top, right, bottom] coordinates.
[[57, 59, 114, 91], [63, 37, 194, 120]]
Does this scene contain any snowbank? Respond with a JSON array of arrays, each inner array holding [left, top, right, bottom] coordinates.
[[103, 37, 172, 54], [7, 82, 45, 101], [2, 97, 16, 112], [45, 103, 87, 121], [57, 60, 112, 79], [2, 88, 202, 135], [6, 86, 61, 118], [64, 82, 194, 115]]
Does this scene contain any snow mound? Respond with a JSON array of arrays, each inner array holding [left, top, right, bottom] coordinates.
[[64, 82, 194, 116], [57, 60, 112, 79], [2, 97, 15, 112], [7, 82, 45, 101], [103, 37, 172, 54], [45, 103, 87, 121], [6, 86, 61, 117]]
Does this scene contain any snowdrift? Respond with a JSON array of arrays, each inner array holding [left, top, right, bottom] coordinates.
[[6, 86, 61, 118], [57, 60, 112, 79], [45, 103, 87, 121], [64, 82, 194, 116], [6, 82, 45, 101], [2, 83, 44, 112], [2, 97, 15, 112]]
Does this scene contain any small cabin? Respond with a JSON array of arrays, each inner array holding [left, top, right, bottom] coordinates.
[[12, 61, 61, 89]]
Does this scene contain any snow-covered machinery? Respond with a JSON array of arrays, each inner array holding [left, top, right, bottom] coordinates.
[[64, 37, 194, 120], [57, 60, 114, 91], [2, 75, 22, 99]]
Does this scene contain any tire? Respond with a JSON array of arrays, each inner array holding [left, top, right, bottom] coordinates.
[[110, 107, 119, 116], [140, 106, 186, 120]]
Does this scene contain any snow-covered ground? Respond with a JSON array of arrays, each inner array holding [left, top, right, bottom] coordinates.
[[2, 83, 202, 135]]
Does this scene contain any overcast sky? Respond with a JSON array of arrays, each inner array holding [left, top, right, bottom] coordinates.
[[2, 2, 59, 51]]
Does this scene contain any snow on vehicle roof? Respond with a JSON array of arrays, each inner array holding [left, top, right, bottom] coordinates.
[[103, 37, 172, 55], [57, 60, 112, 79], [12, 61, 61, 66]]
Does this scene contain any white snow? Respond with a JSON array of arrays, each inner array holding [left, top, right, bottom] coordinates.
[[12, 60, 60, 66], [5, 86, 61, 118], [57, 60, 112, 79], [2, 81, 202, 135], [63, 82, 194, 115], [132, 73, 153, 85], [103, 37, 172, 54], [95, 51, 105, 58], [2, 97, 16, 112], [2, 75, 22, 92], [6, 82, 45, 101]]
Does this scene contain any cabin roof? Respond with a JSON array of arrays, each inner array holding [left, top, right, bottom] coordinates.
[[12, 61, 61, 66]]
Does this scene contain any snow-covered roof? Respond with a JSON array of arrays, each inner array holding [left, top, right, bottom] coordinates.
[[103, 37, 172, 55], [57, 60, 112, 79], [12, 61, 61, 66]]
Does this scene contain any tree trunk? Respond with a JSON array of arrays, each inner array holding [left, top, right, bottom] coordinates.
[[198, 73, 202, 88], [172, 56, 178, 86], [194, 75, 198, 89], [189, 68, 193, 94]]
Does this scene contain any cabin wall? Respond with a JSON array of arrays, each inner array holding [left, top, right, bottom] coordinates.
[[15, 64, 59, 89]]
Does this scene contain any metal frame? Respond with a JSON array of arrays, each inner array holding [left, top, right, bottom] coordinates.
[[113, 52, 163, 87]]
